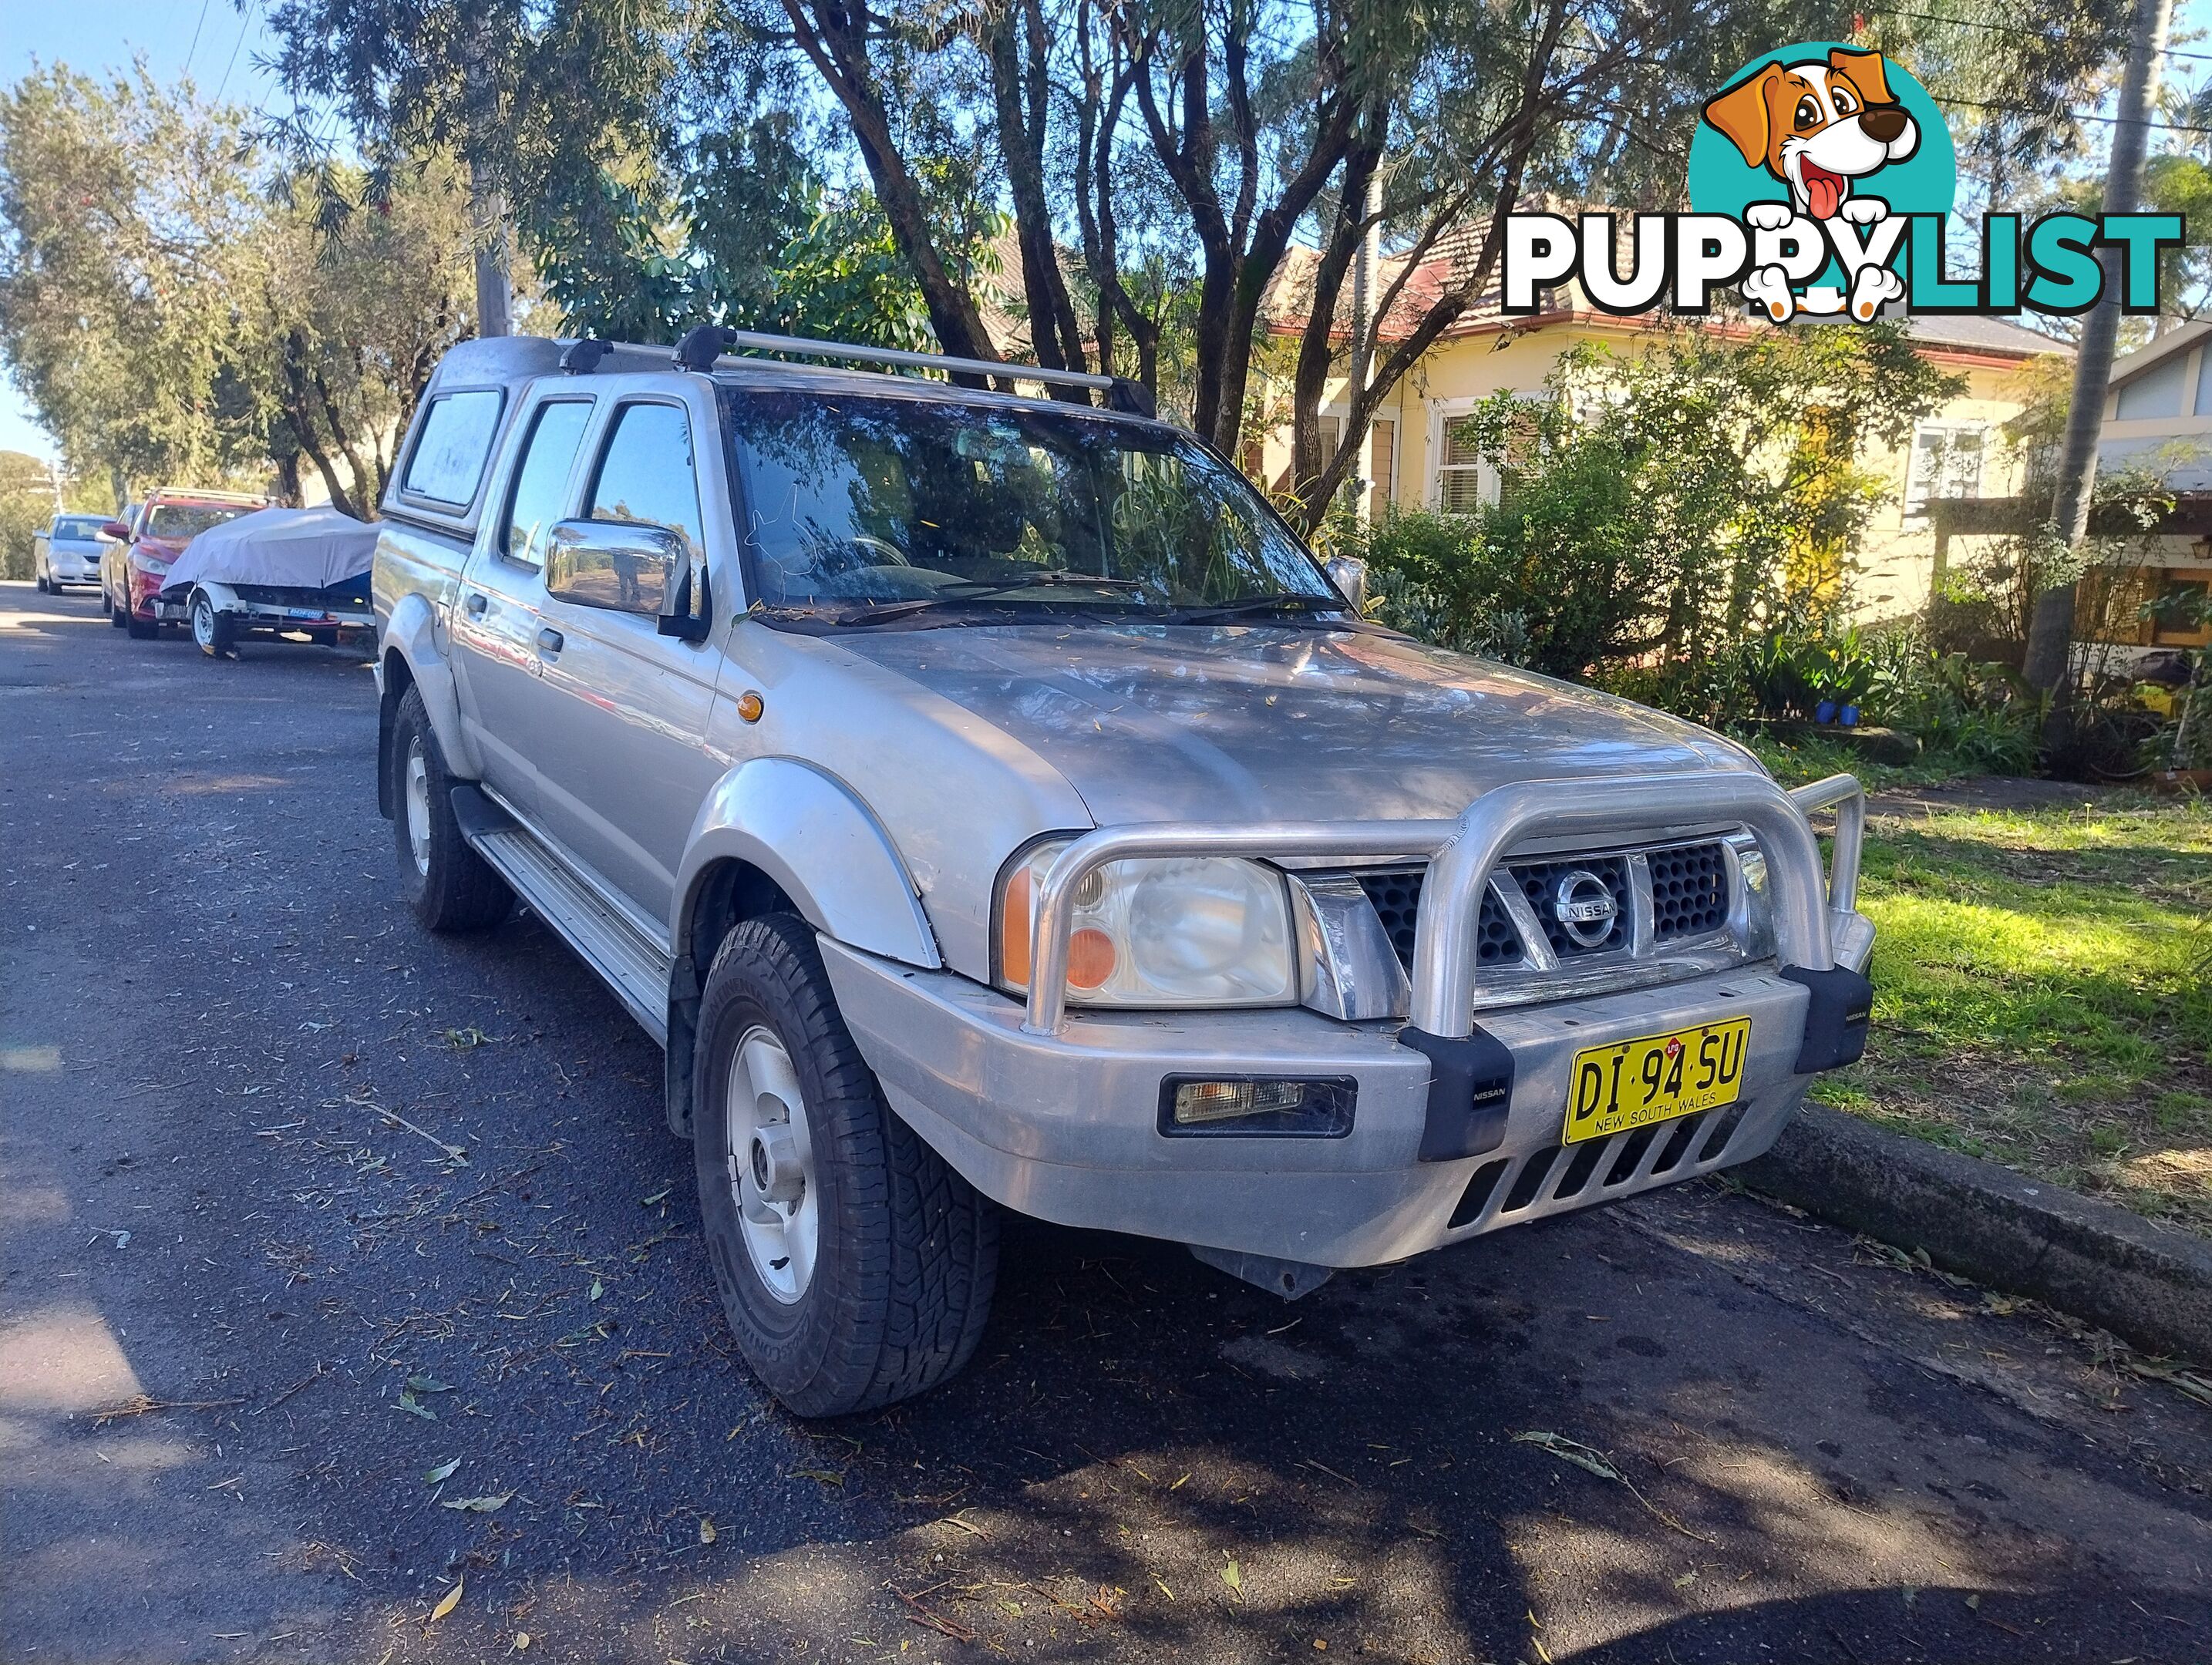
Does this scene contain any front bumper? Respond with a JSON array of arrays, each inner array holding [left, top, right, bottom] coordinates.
[[46, 550, 99, 580], [824, 943, 1847, 1266], [826, 770, 1874, 1270]]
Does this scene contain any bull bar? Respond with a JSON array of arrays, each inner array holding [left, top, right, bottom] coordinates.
[[1022, 772, 1866, 1038]]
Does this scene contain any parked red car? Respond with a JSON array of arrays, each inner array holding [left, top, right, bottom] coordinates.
[[103, 489, 268, 639]]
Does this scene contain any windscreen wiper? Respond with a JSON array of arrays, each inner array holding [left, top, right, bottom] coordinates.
[[1166, 592, 1336, 624], [941, 572, 1144, 600]]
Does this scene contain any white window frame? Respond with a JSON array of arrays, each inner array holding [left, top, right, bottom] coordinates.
[[1904, 420, 1988, 525], [1426, 393, 1544, 513]]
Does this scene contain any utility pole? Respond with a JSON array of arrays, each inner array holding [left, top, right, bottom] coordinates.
[[2022, 0, 2173, 695], [463, 18, 514, 338]]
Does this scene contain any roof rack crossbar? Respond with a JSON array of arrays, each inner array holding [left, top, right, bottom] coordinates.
[[674, 325, 1116, 394]]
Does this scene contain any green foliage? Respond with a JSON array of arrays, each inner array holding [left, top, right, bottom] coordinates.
[[1354, 322, 1959, 681], [520, 111, 951, 350], [1830, 795, 2212, 1232], [0, 67, 476, 508]]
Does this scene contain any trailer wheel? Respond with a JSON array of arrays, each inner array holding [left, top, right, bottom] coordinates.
[[190, 591, 237, 659]]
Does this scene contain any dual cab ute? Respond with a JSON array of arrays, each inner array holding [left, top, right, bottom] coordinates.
[[372, 329, 1874, 1417]]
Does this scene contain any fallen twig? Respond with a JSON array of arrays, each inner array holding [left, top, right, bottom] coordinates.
[[253, 1362, 328, 1415], [1513, 1430, 1713, 1543], [892, 1586, 976, 1643], [91, 1394, 249, 1426]]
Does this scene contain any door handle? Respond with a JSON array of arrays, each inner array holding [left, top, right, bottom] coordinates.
[[464, 592, 488, 616], [537, 626, 565, 654]]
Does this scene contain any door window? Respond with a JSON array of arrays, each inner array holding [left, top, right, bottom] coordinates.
[[589, 402, 705, 557], [502, 401, 594, 566]]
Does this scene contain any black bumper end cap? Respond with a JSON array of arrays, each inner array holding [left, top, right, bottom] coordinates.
[[1779, 964, 1874, 1075], [1399, 1024, 1516, 1162]]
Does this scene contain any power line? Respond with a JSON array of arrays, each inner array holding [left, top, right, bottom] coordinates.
[[183, 0, 214, 76], [1933, 88, 2212, 135], [214, 0, 257, 103], [1866, 6, 2212, 64]]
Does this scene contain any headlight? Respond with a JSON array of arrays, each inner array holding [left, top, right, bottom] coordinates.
[[997, 840, 1296, 1007]]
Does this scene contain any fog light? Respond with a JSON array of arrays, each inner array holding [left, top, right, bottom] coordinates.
[[1159, 1076, 1355, 1138]]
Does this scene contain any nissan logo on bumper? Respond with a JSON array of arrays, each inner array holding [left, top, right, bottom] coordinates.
[[1552, 869, 1619, 948]]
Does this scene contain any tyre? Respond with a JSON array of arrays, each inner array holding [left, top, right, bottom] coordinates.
[[389, 684, 511, 932], [190, 591, 236, 658], [107, 589, 125, 626], [35, 571, 49, 594], [694, 914, 998, 1418], [125, 603, 157, 640]]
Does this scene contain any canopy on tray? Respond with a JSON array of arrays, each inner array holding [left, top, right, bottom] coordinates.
[[160, 506, 379, 594]]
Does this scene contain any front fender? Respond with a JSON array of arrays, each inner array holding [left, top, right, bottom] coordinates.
[[382, 590, 478, 779], [675, 757, 941, 970]]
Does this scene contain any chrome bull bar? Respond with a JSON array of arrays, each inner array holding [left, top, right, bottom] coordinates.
[[1022, 772, 1866, 1038]]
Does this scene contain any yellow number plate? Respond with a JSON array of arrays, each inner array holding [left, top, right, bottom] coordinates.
[[1564, 1018, 1750, 1145]]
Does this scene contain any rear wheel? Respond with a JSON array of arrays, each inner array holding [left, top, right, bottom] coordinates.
[[695, 914, 998, 1418], [390, 684, 511, 932]]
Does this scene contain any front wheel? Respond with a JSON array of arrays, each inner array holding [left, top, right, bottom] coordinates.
[[389, 685, 512, 932], [695, 915, 998, 1418], [107, 590, 126, 627], [124, 603, 157, 640], [35, 571, 49, 594]]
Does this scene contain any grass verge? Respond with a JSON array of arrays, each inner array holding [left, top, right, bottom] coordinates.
[[1811, 791, 2212, 1235]]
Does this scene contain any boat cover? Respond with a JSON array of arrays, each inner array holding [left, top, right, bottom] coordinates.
[[160, 506, 380, 594]]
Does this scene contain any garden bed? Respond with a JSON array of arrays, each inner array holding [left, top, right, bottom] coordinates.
[[1807, 783, 2212, 1236]]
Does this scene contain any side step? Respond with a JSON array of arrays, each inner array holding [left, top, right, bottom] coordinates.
[[451, 785, 672, 1044]]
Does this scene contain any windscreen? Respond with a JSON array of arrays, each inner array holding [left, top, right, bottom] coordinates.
[[54, 515, 106, 540], [726, 390, 1338, 618], [146, 503, 247, 540]]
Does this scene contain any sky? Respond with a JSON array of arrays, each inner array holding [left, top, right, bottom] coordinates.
[[1, 0, 285, 462], [4, 2, 2211, 466]]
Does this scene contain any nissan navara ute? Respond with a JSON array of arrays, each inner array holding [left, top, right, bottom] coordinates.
[[371, 328, 1875, 1417]]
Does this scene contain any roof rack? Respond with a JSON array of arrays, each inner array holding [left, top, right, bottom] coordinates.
[[665, 325, 1157, 418]]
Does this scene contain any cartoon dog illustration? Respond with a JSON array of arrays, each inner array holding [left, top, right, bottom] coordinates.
[[1705, 47, 1918, 321], [1703, 47, 1919, 223]]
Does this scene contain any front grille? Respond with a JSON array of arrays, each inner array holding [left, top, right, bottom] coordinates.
[[1511, 855, 1631, 959], [1347, 838, 1736, 974], [1649, 842, 1729, 940], [1357, 870, 1522, 968]]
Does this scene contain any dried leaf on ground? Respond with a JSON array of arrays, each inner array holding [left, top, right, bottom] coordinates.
[[1220, 1556, 1244, 1600], [441, 1494, 512, 1513], [429, 1579, 463, 1623], [424, 1458, 461, 1485]]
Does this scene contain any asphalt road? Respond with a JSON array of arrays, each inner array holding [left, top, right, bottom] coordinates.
[[3, 579, 2209, 1665]]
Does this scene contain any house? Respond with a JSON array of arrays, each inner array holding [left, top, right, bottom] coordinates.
[[1924, 325, 2212, 658], [1243, 237, 2066, 621]]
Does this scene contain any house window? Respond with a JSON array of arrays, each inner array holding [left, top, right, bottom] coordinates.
[[1436, 407, 1540, 514], [2150, 572, 2210, 646], [1904, 422, 1985, 522], [1370, 419, 1396, 507]]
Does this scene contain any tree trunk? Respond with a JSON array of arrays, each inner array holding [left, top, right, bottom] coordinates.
[[983, 0, 1087, 389], [2023, 0, 2173, 695], [782, 0, 1003, 372]]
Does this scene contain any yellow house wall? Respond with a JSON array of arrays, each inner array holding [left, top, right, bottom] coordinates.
[[1250, 321, 2042, 622]]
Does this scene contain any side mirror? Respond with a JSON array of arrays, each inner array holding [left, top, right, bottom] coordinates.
[[544, 518, 702, 631], [99, 520, 131, 542], [1323, 553, 1369, 614]]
